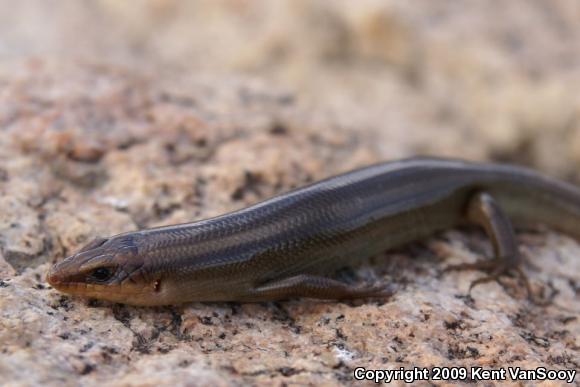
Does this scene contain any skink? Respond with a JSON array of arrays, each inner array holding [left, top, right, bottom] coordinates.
[[46, 157, 580, 305]]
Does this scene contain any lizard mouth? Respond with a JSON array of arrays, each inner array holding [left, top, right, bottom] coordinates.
[[46, 264, 152, 302]]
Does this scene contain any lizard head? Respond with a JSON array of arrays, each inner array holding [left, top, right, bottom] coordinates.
[[46, 234, 158, 305]]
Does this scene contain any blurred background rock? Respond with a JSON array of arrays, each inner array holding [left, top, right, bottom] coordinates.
[[2, 0, 580, 176]]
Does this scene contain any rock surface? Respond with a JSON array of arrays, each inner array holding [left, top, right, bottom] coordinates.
[[0, 1, 579, 386]]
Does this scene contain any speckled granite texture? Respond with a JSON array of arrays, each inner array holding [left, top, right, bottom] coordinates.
[[0, 1, 579, 386]]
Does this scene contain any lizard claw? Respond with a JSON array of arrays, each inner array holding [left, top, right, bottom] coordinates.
[[350, 281, 396, 299]]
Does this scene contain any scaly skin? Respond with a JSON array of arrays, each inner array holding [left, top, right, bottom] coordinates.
[[46, 157, 580, 305]]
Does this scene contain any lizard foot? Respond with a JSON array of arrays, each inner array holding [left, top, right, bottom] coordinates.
[[443, 259, 544, 303]]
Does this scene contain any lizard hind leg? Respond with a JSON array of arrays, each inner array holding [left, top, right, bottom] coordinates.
[[445, 191, 535, 301]]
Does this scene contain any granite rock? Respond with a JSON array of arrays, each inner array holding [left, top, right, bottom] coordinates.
[[0, 1, 580, 386], [0, 61, 577, 387]]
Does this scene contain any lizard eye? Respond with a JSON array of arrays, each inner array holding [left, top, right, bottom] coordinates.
[[89, 267, 113, 282]]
